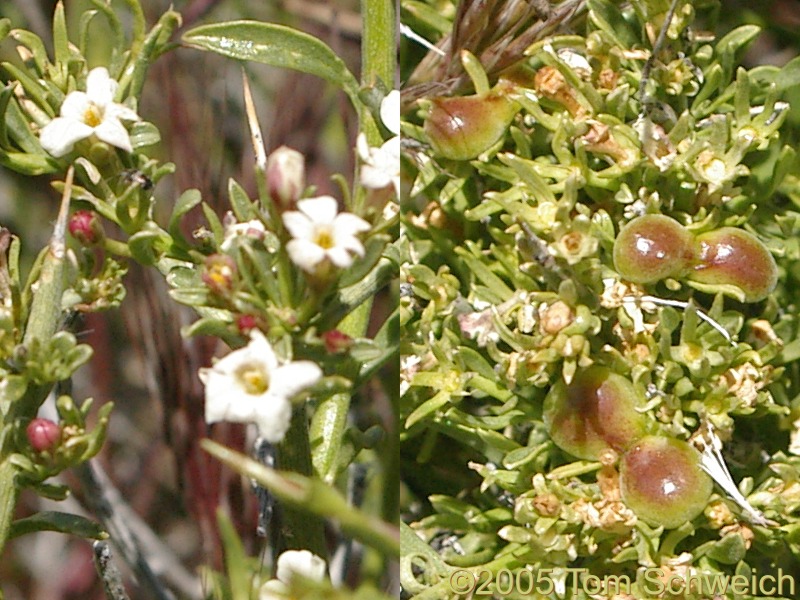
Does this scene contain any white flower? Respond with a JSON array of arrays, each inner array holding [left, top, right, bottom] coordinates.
[[357, 90, 400, 197], [282, 196, 370, 273], [260, 550, 326, 599], [39, 67, 139, 157], [198, 330, 322, 443], [220, 213, 267, 251]]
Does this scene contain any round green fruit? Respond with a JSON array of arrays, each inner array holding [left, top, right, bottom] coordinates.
[[689, 227, 778, 302], [543, 367, 647, 460], [619, 435, 712, 529], [613, 214, 695, 284]]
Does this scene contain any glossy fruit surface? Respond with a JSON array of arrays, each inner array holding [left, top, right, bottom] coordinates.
[[613, 214, 695, 284], [689, 227, 777, 302], [424, 82, 519, 161], [543, 367, 647, 460], [619, 435, 712, 529]]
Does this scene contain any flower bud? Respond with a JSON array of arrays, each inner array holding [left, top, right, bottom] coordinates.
[[68, 210, 104, 246], [202, 254, 237, 295], [266, 146, 305, 209], [236, 314, 260, 334], [323, 329, 353, 353], [26, 418, 61, 452]]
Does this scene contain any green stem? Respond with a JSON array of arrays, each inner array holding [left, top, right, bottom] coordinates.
[[0, 460, 19, 558], [361, 0, 396, 95], [276, 407, 328, 559], [103, 238, 133, 258]]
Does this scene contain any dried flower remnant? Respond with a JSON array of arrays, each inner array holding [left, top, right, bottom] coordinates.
[[202, 254, 237, 295], [533, 66, 586, 118]]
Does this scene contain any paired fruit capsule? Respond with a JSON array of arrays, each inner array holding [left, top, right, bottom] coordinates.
[[619, 435, 712, 529], [543, 366, 647, 460], [545, 368, 712, 528], [613, 214, 777, 302], [423, 80, 520, 161]]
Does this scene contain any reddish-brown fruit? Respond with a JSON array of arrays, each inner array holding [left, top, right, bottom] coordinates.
[[613, 215, 695, 284], [543, 367, 647, 460], [689, 227, 778, 302], [424, 82, 519, 161], [619, 435, 712, 529]]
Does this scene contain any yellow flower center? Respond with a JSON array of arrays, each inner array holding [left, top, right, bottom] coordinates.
[[83, 104, 103, 128], [236, 363, 270, 395], [314, 226, 334, 250]]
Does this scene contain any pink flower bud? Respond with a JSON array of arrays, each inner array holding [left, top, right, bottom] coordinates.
[[266, 146, 305, 209], [323, 330, 353, 353], [236, 314, 260, 334], [68, 210, 104, 246], [26, 418, 61, 452]]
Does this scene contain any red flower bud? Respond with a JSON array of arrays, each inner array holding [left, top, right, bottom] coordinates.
[[236, 314, 260, 334], [68, 210, 104, 246], [26, 418, 61, 452], [323, 330, 354, 353]]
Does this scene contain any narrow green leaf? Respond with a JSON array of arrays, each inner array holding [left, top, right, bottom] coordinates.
[[9, 511, 106, 540], [587, 0, 637, 49], [52, 1, 70, 68], [405, 389, 453, 428], [168, 188, 202, 240], [317, 257, 395, 330], [227, 178, 256, 222], [0, 151, 59, 176], [182, 21, 361, 109], [776, 55, 800, 93], [9, 30, 50, 76], [216, 510, 250, 600], [202, 202, 225, 246], [129, 121, 161, 149], [201, 440, 399, 557]]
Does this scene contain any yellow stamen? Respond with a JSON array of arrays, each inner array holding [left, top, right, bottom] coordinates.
[[237, 364, 269, 395], [314, 227, 334, 249], [83, 104, 102, 128]]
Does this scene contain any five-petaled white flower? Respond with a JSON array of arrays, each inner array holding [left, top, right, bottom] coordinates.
[[260, 550, 327, 600], [39, 67, 139, 157], [220, 212, 267, 251], [199, 330, 322, 443], [357, 90, 400, 197], [282, 196, 370, 273]]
